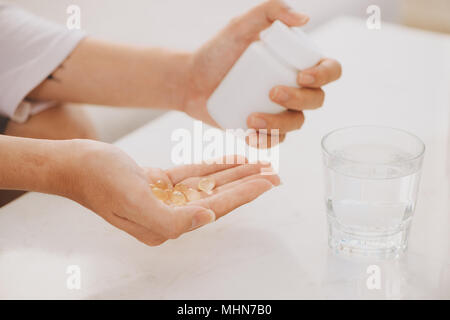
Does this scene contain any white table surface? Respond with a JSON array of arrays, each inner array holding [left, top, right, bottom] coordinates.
[[1, 17, 449, 299]]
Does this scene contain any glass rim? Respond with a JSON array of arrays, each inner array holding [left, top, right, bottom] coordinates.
[[321, 125, 426, 165]]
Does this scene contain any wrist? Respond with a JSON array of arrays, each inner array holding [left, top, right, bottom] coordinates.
[[137, 48, 194, 112], [49, 139, 109, 202], [42, 139, 81, 198], [173, 52, 194, 113], [0, 136, 79, 197]]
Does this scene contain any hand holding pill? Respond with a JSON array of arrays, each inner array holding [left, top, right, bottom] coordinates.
[[64, 141, 280, 246]]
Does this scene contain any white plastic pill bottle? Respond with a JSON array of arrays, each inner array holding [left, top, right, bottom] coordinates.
[[207, 20, 323, 130]]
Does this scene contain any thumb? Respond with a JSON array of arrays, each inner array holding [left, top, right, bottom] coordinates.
[[229, 0, 309, 42], [173, 205, 216, 234]]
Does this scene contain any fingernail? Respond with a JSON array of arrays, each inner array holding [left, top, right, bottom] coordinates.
[[298, 73, 315, 85], [250, 116, 267, 129], [271, 87, 289, 102], [299, 15, 310, 24], [191, 209, 215, 229]]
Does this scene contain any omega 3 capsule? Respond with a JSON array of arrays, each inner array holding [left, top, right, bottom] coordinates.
[[198, 177, 215, 194], [170, 190, 187, 206], [151, 187, 169, 202]]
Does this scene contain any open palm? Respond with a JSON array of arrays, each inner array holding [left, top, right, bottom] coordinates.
[[68, 141, 279, 246], [140, 155, 280, 243]]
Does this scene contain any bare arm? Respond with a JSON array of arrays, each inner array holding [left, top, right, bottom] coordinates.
[[0, 135, 69, 195], [0, 135, 278, 246], [27, 0, 341, 138], [28, 38, 191, 111]]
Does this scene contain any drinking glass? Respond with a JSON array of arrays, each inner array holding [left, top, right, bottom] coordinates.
[[321, 126, 425, 257]]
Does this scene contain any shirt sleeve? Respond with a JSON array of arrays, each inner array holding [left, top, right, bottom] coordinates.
[[0, 4, 86, 122]]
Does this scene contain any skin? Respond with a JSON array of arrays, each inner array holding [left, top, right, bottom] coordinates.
[[28, 0, 341, 144], [4, 103, 97, 140], [0, 137, 278, 245], [0, 0, 341, 245]]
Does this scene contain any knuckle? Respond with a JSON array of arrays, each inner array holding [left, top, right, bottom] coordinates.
[[293, 91, 306, 108]]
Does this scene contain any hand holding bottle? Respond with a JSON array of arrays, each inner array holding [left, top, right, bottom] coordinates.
[[183, 0, 342, 145]]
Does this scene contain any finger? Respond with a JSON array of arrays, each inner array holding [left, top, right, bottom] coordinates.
[[124, 193, 216, 239], [297, 58, 342, 88], [262, 0, 309, 27], [165, 155, 247, 184], [208, 163, 274, 187], [245, 131, 286, 148], [227, 0, 309, 43], [107, 213, 167, 246], [165, 205, 216, 238], [112, 187, 172, 235], [214, 172, 281, 193], [180, 162, 273, 189], [143, 167, 173, 188], [248, 110, 305, 133], [189, 178, 274, 219], [269, 86, 325, 111]]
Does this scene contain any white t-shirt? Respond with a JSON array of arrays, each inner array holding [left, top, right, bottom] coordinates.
[[0, 4, 85, 123]]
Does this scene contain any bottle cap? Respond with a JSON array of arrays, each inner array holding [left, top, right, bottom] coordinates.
[[259, 20, 323, 70]]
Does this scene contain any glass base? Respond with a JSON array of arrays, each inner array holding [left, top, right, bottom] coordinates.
[[327, 216, 412, 258]]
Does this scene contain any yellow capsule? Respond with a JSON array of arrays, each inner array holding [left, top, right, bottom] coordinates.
[[169, 190, 186, 206], [174, 183, 189, 192], [198, 177, 215, 194], [154, 179, 168, 190], [184, 188, 202, 202], [151, 187, 169, 202]]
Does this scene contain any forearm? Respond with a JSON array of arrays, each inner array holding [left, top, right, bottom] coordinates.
[[28, 37, 192, 111], [0, 135, 71, 195]]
